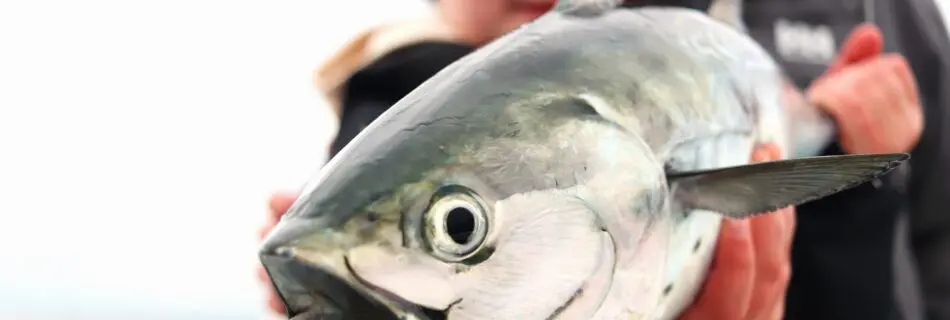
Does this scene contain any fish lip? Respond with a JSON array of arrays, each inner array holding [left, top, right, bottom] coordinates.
[[342, 256, 451, 320], [258, 217, 448, 320], [260, 246, 448, 320], [260, 251, 398, 320]]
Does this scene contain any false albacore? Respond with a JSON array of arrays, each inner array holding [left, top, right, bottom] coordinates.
[[260, 1, 908, 319]]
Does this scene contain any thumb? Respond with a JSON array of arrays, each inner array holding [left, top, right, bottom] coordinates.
[[826, 23, 884, 73], [268, 192, 298, 220], [678, 219, 756, 320]]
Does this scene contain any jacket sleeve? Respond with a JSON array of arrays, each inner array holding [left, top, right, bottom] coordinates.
[[328, 98, 394, 159], [893, 0, 950, 318], [324, 42, 476, 160]]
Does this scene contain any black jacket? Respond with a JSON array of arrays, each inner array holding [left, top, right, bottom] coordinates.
[[327, 1, 950, 319]]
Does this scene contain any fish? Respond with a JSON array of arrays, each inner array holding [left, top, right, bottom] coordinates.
[[259, 1, 909, 319]]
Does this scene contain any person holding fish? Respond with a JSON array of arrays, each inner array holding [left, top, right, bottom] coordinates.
[[258, 0, 950, 319]]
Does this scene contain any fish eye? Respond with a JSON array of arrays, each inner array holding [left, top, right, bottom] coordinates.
[[423, 191, 490, 262]]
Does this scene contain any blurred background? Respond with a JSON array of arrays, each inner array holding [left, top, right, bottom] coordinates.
[[0, 0, 428, 319], [1, 0, 949, 319]]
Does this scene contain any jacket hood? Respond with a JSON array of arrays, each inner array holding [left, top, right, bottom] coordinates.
[[314, 14, 458, 115]]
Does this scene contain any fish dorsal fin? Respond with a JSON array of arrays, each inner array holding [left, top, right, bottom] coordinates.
[[707, 0, 747, 32], [555, 0, 622, 17], [667, 153, 909, 218]]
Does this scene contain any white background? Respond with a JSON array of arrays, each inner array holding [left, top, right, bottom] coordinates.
[[0, 0, 426, 319], [0, 1, 948, 319]]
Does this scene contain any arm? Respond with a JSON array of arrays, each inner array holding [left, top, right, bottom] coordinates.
[[892, 0, 950, 318]]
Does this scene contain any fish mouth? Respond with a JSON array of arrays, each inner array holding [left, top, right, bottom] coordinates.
[[260, 252, 390, 319], [260, 219, 449, 320]]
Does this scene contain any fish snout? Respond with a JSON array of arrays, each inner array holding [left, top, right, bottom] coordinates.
[[259, 218, 397, 319]]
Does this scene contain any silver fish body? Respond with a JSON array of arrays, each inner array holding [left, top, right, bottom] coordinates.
[[260, 4, 906, 320]]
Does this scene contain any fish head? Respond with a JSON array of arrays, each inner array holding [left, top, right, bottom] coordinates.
[[256, 9, 702, 319], [258, 85, 674, 319], [255, 30, 689, 317]]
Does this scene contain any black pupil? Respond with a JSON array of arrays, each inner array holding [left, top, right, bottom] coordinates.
[[445, 207, 476, 245]]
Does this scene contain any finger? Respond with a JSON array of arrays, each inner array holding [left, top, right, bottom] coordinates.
[[901, 94, 924, 151], [262, 194, 295, 316], [808, 63, 862, 120], [852, 63, 894, 136], [826, 23, 884, 73], [258, 267, 286, 315], [888, 94, 924, 153], [865, 56, 911, 110], [751, 143, 796, 250], [809, 23, 883, 113], [767, 297, 788, 320], [751, 146, 792, 318], [882, 54, 919, 105], [269, 193, 298, 221], [268, 292, 286, 315], [257, 265, 271, 284], [782, 207, 796, 252], [848, 56, 919, 153], [744, 144, 793, 320], [874, 58, 922, 149], [864, 55, 922, 152], [880, 56, 924, 150], [772, 207, 797, 314], [745, 211, 793, 320], [751, 143, 782, 163], [807, 68, 874, 152], [753, 143, 796, 249], [679, 219, 756, 320], [258, 221, 277, 240]]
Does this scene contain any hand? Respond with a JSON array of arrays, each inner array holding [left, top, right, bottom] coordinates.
[[678, 144, 796, 320], [807, 23, 923, 154], [257, 192, 298, 316]]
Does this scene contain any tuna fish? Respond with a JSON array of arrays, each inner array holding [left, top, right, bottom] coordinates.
[[260, 1, 907, 319]]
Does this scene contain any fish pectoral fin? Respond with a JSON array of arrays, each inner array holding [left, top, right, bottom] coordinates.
[[666, 153, 910, 218]]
